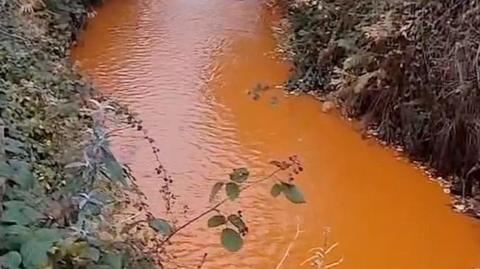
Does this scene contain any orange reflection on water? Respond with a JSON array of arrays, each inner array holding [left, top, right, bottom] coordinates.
[[73, 0, 480, 268]]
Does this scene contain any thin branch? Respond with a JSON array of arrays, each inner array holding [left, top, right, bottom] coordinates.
[[455, 42, 464, 85], [118, 211, 143, 224], [105, 126, 133, 137], [0, 119, 5, 162], [274, 216, 303, 269], [196, 253, 208, 269], [475, 43, 480, 90], [0, 26, 30, 45], [325, 258, 344, 269], [300, 227, 343, 269], [160, 168, 282, 246]]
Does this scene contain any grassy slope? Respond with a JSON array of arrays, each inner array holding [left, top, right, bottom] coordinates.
[[279, 0, 480, 213], [0, 1, 157, 268]]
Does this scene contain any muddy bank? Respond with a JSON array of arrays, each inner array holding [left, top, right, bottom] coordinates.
[[0, 1, 157, 268], [276, 0, 480, 215]]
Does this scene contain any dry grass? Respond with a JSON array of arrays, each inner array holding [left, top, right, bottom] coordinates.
[[301, 228, 343, 269], [281, 0, 480, 203]]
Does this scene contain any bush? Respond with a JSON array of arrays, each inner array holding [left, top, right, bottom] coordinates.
[[0, 1, 156, 268], [282, 0, 480, 200]]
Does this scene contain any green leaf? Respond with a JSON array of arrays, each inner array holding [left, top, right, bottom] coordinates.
[[281, 183, 306, 204], [270, 183, 283, 197], [4, 224, 31, 236], [221, 228, 243, 252], [3, 225, 31, 248], [101, 253, 122, 269], [227, 214, 246, 232], [209, 182, 224, 202], [4, 138, 27, 156], [207, 215, 226, 228], [229, 168, 249, 183], [102, 148, 127, 186], [1, 201, 42, 225], [225, 182, 240, 201], [20, 240, 52, 269], [149, 218, 173, 236], [0, 161, 15, 178], [0, 251, 22, 269], [84, 203, 102, 216], [33, 228, 62, 244], [6, 161, 35, 189], [79, 247, 100, 262]]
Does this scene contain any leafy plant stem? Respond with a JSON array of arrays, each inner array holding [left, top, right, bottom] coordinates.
[[159, 168, 282, 246]]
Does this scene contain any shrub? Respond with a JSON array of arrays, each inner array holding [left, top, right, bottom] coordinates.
[[282, 0, 480, 201]]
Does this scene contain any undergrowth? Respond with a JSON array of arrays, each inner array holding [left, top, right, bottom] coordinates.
[[278, 0, 480, 212], [0, 1, 308, 268], [0, 0, 157, 268]]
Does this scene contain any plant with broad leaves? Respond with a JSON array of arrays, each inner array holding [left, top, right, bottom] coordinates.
[[143, 156, 306, 253], [0, 94, 155, 268], [0, 1, 159, 268]]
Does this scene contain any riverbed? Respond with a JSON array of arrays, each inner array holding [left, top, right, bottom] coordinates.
[[72, 0, 480, 268]]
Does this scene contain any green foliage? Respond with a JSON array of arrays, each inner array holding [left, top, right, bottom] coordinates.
[[270, 183, 283, 197], [227, 214, 246, 233], [283, 0, 480, 199], [229, 168, 249, 183], [209, 182, 224, 202], [280, 182, 306, 204], [225, 182, 240, 201], [270, 181, 305, 203], [207, 215, 227, 228], [0, 0, 156, 268], [148, 219, 173, 236], [101, 147, 127, 186], [195, 157, 306, 252], [220, 228, 243, 252], [1, 201, 42, 225], [20, 240, 52, 268], [0, 251, 22, 269]]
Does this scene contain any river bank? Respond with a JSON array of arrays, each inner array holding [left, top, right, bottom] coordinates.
[[0, 1, 160, 268], [274, 0, 480, 216], [72, 1, 480, 268]]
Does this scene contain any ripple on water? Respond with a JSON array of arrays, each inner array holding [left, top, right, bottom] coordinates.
[[73, 0, 480, 268]]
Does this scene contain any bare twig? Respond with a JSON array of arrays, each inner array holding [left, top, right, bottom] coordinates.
[[0, 26, 30, 44], [274, 216, 303, 269], [196, 253, 208, 269], [301, 228, 343, 269], [475, 43, 480, 90], [0, 119, 5, 161], [118, 211, 143, 224], [455, 42, 464, 85]]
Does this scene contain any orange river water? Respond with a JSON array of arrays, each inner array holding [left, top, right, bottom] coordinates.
[[72, 0, 480, 268]]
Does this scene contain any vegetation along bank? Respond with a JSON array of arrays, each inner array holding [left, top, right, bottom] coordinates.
[[275, 0, 480, 215], [0, 0, 161, 268]]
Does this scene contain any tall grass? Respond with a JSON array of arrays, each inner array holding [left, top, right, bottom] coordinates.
[[281, 0, 480, 201]]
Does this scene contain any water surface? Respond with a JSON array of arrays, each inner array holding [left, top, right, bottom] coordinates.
[[72, 0, 480, 268]]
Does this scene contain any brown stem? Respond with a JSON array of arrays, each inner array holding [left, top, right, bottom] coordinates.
[[160, 168, 282, 246], [196, 253, 208, 269]]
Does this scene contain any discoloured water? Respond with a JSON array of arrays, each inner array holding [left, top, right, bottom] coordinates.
[[73, 0, 480, 268]]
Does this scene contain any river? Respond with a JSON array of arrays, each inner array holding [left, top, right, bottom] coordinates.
[[72, 0, 480, 268]]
